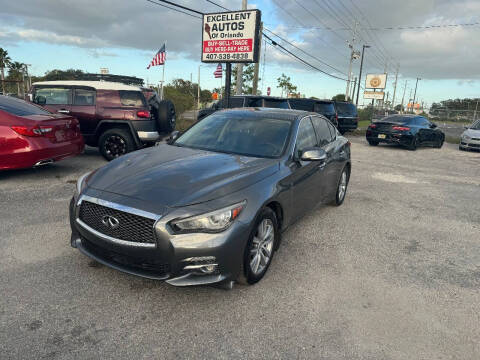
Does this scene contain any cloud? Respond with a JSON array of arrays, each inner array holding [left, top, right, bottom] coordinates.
[[0, 0, 479, 80]]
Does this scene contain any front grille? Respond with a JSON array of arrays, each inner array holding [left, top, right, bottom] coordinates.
[[81, 238, 170, 275], [472, 138, 480, 141], [469, 143, 480, 148], [79, 201, 156, 244]]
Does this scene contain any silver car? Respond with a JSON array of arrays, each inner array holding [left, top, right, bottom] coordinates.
[[459, 120, 480, 151]]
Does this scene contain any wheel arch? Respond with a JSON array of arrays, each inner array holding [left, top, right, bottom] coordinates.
[[93, 120, 142, 147]]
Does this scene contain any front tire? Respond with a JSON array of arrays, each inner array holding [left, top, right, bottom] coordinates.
[[435, 137, 444, 148], [98, 128, 136, 161], [237, 208, 279, 285], [407, 135, 418, 151], [368, 140, 379, 146], [333, 166, 350, 206]]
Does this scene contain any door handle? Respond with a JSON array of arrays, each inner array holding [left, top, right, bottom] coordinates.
[[58, 109, 70, 114]]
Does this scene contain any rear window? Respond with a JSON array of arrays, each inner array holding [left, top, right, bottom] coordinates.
[[119, 91, 146, 107], [289, 99, 313, 111], [381, 116, 413, 124], [335, 102, 357, 115], [314, 102, 335, 114], [264, 99, 289, 109], [0, 95, 51, 116]]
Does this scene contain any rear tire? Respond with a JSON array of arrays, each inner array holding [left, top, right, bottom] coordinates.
[[407, 135, 418, 151], [98, 128, 136, 161], [237, 207, 279, 285]]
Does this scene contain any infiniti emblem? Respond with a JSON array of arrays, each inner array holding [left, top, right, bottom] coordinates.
[[101, 215, 120, 229]]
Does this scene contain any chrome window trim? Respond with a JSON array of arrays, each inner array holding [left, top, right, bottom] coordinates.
[[77, 195, 162, 221], [76, 218, 156, 248]]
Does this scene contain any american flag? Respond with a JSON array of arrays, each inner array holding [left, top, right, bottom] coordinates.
[[213, 63, 222, 78], [147, 43, 166, 69]]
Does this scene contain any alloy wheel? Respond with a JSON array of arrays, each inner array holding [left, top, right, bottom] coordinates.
[[338, 170, 347, 202], [104, 135, 127, 158], [249, 218, 275, 276]]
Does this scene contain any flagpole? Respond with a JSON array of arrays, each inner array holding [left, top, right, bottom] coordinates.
[[161, 41, 167, 100]]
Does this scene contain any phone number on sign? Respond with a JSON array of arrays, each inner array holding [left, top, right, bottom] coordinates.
[[205, 53, 250, 60]]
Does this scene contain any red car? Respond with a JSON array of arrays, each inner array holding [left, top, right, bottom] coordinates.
[[0, 95, 84, 170]]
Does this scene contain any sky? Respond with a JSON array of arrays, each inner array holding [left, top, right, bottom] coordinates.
[[1, 0, 479, 108]]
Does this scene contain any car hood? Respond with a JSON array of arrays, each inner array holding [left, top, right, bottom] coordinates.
[[88, 144, 279, 207], [463, 128, 480, 137]]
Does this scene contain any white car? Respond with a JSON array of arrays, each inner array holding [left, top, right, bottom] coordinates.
[[459, 120, 480, 151]]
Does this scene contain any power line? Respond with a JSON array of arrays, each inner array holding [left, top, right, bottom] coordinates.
[[145, 0, 202, 18]]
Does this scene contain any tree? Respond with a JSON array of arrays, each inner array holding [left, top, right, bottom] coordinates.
[[232, 64, 260, 94], [276, 73, 297, 97], [332, 94, 351, 102], [8, 61, 25, 97], [0, 48, 12, 94]]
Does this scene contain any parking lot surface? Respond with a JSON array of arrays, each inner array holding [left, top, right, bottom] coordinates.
[[1, 138, 479, 359]]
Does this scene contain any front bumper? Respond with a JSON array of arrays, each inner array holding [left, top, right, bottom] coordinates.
[[460, 139, 480, 150], [69, 195, 250, 286]]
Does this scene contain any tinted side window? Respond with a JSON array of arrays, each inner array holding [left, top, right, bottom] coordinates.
[[247, 98, 262, 107], [35, 87, 72, 105], [74, 89, 96, 105], [326, 121, 337, 140], [119, 91, 146, 107], [289, 99, 313, 111], [311, 116, 333, 146], [417, 117, 429, 126], [314, 102, 335, 114], [229, 97, 244, 108], [264, 99, 289, 109], [295, 118, 317, 156]]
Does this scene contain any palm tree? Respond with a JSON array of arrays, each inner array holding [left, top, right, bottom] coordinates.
[[8, 61, 25, 97], [0, 48, 12, 95]]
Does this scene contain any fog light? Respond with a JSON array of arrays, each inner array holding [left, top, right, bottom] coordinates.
[[182, 256, 218, 275]]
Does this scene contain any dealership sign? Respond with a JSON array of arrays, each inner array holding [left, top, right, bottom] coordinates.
[[202, 9, 261, 63], [365, 74, 387, 89], [364, 91, 385, 100]]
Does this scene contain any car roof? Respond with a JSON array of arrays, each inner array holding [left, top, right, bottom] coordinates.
[[217, 107, 311, 121], [232, 95, 288, 100], [32, 81, 142, 91]]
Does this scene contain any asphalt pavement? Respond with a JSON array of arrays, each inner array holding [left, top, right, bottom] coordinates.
[[1, 139, 479, 359]]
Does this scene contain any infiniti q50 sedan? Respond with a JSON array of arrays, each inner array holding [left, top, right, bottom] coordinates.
[[69, 108, 351, 287]]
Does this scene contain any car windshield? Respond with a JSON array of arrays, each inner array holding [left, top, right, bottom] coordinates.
[[336, 102, 357, 115], [0, 95, 51, 116], [174, 112, 292, 158], [470, 120, 480, 129]]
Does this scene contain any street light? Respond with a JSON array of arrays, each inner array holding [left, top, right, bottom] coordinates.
[[355, 45, 370, 106], [411, 77, 421, 113]]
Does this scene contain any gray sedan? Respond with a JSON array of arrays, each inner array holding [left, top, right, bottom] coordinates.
[[460, 119, 480, 151], [69, 108, 351, 287]]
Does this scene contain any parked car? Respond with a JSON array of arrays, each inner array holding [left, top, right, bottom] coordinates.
[[0, 95, 84, 170], [333, 101, 359, 133], [366, 114, 445, 150], [197, 95, 290, 120], [70, 108, 351, 288], [289, 98, 338, 126], [459, 119, 480, 151], [31, 81, 175, 161]]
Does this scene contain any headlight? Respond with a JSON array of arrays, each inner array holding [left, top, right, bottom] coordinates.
[[170, 201, 246, 233], [75, 171, 93, 196], [463, 134, 471, 141]]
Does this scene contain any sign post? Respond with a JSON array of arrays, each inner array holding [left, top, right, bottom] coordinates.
[[201, 9, 261, 108], [364, 74, 387, 123]]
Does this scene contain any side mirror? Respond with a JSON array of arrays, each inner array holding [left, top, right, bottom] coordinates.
[[167, 130, 181, 144], [300, 147, 327, 162], [34, 95, 46, 105], [430, 123, 437, 129]]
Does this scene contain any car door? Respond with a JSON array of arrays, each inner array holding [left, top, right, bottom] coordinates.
[[311, 116, 337, 201], [70, 87, 97, 135], [34, 86, 72, 114], [416, 117, 434, 144], [289, 117, 328, 221]]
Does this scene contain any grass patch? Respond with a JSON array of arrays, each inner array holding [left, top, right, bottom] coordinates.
[[176, 116, 196, 132], [445, 136, 460, 144]]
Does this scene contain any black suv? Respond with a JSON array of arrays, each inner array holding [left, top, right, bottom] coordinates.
[[288, 98, 338, 127], [197, 95, 290, 120], [333, 101, 358, 134]]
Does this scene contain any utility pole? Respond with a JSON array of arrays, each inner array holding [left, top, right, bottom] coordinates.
[[345, 21, 358, 101], [412, 77, 421, 113], [252, 22, 263, 95], [400, 80, 408, 113], [235, 0, 247, 95], [351, 77, 357, 102], [356, 45, 370, 106], [391, 64, 399, 110]]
